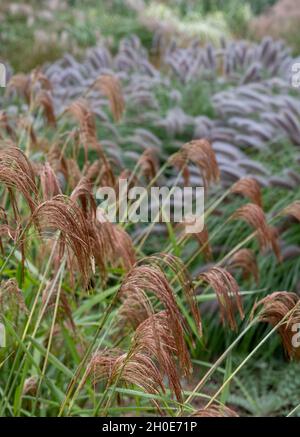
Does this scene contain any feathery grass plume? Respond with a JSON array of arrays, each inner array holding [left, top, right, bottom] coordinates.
[[141, 253, 202, 336], [169, 139, 219, 191], [71, 180, 107, 277], [83, 143, 116, 188], [118, 286, 153, 331], [39, 162, 62, 201], [168, 150, 190, 186], [69, 176, 135, 280], [65, 158, 82, 190], [34, 90, 56, 127], [65, 99, 97, 160], [93, 74, 125, 122], [191, 403, 239, 417], [30, 195, 92, 287], [227, 248, 259, 284], [72, 178, 135, 277], [119, 261, 192, 373], [71, 177, 97, 220], [0, 146, 39, 218], [0, 207, 24, 267], [0, 207, 15, 253], [7, 70, 52, 104], [132, 311, 183, 402], [281, 201, 300, 222], [0, 111, 15, 140], [198, 267, 244, 331], [30, 69, 52, 92], [47, 143, 68, 184], [138, 148, 159, 181], [231, 177, 262, 207], [0, 279, 28, 322], [186, 224, 212, 261], [268, 225, 282, 263], [0, 208, 8, 253], [90, 221, 130, 282], [7, 73, 31, 103], [107, 223, 136, 270], [66, 98, 96, 139], [87, 349, 165, 402], [96, 154, 116, 188], [84, 160, 101, 183], [182, 139, 220, 188], [231, 203, 281, 261], [115, 170, 139, 204], [251, 291, 300, 360]]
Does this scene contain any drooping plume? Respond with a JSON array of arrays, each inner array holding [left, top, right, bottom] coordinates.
[[251, 291, 300, 360], [198, 266, 244, 331]]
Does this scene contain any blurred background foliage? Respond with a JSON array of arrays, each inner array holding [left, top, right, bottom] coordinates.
[[0, 0, 299, 73]]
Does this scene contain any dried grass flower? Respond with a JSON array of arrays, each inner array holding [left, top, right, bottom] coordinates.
[[251, 291, 300, 360], [198, 267, 244, 331], [93, 74, 125, 122], [231, 177, 262, 207]]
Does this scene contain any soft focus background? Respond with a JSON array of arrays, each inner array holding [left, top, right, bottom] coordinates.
[[1, 0, 300, 72]]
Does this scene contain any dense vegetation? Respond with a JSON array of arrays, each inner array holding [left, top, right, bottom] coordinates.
[[1, 0, 300, 417]]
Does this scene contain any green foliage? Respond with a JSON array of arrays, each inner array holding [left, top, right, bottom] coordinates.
[[230, 360, 300, 416], [0, 0, 300, 419], [0, 0, 152, 72]]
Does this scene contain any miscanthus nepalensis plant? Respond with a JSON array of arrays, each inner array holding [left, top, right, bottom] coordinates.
[[1, 34, 300, 417]]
